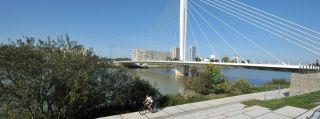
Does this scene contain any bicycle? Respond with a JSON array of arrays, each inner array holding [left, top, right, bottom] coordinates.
[[139, 104, 156, 115], [139, 103, 153, 115]]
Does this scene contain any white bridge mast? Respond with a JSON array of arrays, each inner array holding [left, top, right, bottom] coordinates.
[[180, 0, 187, 61]]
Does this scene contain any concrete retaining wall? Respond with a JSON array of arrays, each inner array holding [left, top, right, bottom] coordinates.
[[290, 72, 320, 96]]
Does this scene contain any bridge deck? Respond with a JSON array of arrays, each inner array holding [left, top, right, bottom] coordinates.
[[117, 61, 318, 72]]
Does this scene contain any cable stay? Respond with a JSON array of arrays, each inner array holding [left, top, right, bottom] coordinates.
[[231, 0, 320, 37], [190, 0, 284, 64], [201, 0, 320, 56], [221, 0, 320, 42], [158, 0, 179, 49], [189, 3, 246, 62], [187, 16, 202, 58], [206, 0, 320, 51], [213, 0, 320, 47], [188, 8, 220, 59]]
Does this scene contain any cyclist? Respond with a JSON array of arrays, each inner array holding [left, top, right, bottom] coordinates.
[[143, 95, 153, 111]]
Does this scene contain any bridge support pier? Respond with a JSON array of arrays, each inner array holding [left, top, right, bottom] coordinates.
[[175, 65, 190, 76]]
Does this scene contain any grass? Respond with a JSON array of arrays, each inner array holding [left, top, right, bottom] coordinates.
[[252, 83, 290, 92], [242, 90, 320, 110], [251, 78, 290, 93]]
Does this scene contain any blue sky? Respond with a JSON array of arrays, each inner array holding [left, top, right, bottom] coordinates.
[[0, 0, 319, 64]]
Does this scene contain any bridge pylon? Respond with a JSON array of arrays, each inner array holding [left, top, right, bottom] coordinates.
[[180, 0, 187, 61]]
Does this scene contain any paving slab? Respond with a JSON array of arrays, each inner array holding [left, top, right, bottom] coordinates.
[[222, 109, 246, 117], [97, 115, 122, 119], [145, 110, 168, 118], [225, 105, 245, 112], [207, 115, 226, 119], [220, 97, 239, 103], [203, 100, 223, 106], [120, 112, 148, 119], [223, 103, 245, 112], [244, 105, 265, 111], [244, 107, 271, 117], [162, 106, 185, 115], [207, 110, 227, 117], [176, 103, 200, 111], [255, 112, 292, 119], [273, 106, 307, 118], [189, 113, 208, 119], [224, 114, 252, 119], [214, 98, 231, 104], [231, 95, 251, 101], [190, 101, 211, 108]]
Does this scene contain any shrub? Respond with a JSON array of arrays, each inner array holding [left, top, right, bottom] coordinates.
[[191, 77, 213, 95], [219, 78, 233, 93], [233, 79, 252, 94]]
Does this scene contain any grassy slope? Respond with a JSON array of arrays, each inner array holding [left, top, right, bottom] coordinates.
[[242, 90, 320, 110]]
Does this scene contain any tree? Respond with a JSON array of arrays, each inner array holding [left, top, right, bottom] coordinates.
[[195, 57, 201, 62], [246, 59, 251, 63], [0, 36, 160, 119], [221, 56, 229, 62], [190, 66, 198, 78], [191, 64, 223, 95]]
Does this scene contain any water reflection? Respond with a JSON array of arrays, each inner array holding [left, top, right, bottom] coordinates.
[[131, 68, 185, 95]]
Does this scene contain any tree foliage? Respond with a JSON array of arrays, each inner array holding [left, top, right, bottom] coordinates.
[[0, 36, 159, 119], [221, 56, 229, 62], [190, 64, 224, 95], [190, 64, 252, 95]]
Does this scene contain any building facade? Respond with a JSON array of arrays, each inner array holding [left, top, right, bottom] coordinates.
[[171, 47, 180, 60], [188, 46, 196, 61], [132, 49, 171, 61]]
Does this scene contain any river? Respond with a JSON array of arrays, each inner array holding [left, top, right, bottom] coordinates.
[[130, 67, 291, 95]]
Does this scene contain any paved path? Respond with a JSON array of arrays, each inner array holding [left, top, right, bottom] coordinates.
[[166, 103, 320, 119], [98, 89, 291, 119]]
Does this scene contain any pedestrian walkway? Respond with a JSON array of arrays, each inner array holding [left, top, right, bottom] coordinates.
[[98, 89, 290, 119], [166, 103, 318, 119]]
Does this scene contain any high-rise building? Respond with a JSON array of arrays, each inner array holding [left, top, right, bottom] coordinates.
[[233, 54, 240, 63], [132, 49, 171, 61], [188, 46, 196, 61], [171, 47, 180, 60]]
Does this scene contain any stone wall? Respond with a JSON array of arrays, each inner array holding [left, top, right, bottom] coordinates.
[[290, 72, 320, 96]]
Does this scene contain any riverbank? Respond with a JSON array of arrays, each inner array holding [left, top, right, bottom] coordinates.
[[131, 67, 291, 95], [157, 78, 290, 108]]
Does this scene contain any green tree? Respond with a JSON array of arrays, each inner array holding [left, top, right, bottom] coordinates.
[[221, 56, 229, 62], [191, 64, 223, 94], [0, 36, 159, 119], [203, 64, 223, 84], [195, 57, 201, 62]]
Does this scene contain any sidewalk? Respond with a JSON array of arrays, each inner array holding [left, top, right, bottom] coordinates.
[[165, 103, 319, 119], [98, 89, 290, 119]]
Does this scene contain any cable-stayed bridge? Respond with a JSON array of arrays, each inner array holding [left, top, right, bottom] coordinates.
[[119, 0, 320, 76]]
